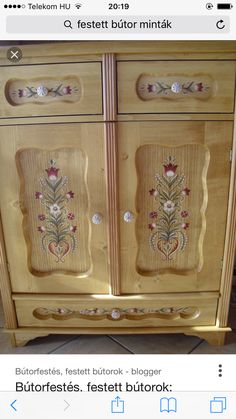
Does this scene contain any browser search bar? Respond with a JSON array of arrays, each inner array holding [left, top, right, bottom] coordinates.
[[6, 15, 230, 33]]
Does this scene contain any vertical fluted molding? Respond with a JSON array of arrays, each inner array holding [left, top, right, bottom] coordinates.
[[103, 53, 120, 295], [0, 215, 17, 328]]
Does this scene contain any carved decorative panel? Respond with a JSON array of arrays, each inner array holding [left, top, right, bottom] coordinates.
[[135, 144, 210, 275], [136, 74, 212, 101], [6, 77, 81, 106], [17, 148, 91, 276], [33, 306, 200, 321]]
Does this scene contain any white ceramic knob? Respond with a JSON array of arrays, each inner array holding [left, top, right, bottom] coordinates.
[[171, 82, 182, 94], [37, 85, 49, 97], [92, 213, 103, 225], [111, 309, 121, 320], [124, 211, 135, 223]]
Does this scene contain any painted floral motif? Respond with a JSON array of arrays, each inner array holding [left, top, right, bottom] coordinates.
[[17, 84, 77, 99], [148, 156, 190, 261], [35, 159, 77, 263], [33, 306, 200, 321], [146, 81, 209, 96]]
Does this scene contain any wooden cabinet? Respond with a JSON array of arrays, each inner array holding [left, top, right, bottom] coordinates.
[[0, 42, 236, 347]]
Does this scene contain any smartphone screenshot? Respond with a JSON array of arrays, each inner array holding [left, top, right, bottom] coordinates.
[[0, 1, 235, 418]]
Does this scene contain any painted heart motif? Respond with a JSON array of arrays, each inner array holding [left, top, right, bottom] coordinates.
[[157, 238, 179, 261], [48, 240, 70, 262]]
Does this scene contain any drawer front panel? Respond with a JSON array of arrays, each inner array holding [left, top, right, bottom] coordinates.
[[0, 62, 102, 118], [15, 295, 217, 328], [117, 61, 235, 114]]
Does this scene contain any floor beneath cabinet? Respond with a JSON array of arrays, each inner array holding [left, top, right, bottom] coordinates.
[[0, 291, 236, 354]]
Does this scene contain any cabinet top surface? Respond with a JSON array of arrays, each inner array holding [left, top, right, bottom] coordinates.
[[0, 41, 236, 64]]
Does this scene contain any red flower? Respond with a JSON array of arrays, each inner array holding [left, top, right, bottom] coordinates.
[[181, 210, 188, 218], [147, 84, 157, 93], [181, 222, 190, 230], [164, 163, 178, 177], [37, 226, 46, 233], [149, 188, 158, 197], [45, 166, 59, 181], [182, 187, 191, 196], [35, 192, 43, 199], [67, 212, 75, 220], [18, 89, 27, 97], [63, 86, 72, 95], [66, 191, 74, 199], [148, 223, 156, 231], [70, 226, 77, 233], [38, 214, 46, 221], [195, 82, 204, 92], [149, 211, 157, 219]]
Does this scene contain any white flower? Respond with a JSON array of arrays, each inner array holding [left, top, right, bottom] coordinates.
[[163, 200, 175, 212], [49, 204, 61, 216]]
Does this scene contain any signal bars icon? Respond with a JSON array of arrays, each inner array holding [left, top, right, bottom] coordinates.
[[75, 3, 82, 8]]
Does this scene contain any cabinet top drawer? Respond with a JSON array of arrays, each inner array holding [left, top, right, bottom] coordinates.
[[117, 61, 236, 114], [0, 62, 103, 118]]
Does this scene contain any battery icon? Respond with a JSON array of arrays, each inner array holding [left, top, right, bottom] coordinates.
[[217, 3, 233, 8]]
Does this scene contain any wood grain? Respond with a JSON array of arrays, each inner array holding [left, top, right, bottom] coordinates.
[[0, 216, 17, 329], [118, 121, 233, 293], [0, 62, 103, 118], [117, 61, 236, 114]]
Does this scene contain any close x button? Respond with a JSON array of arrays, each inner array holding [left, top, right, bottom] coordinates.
[[7, 46, 22, 62]]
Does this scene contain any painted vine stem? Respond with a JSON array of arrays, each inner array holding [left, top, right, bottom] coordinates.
[[35, 159, 77, 263], [33, 306, 200, 321], [148, 156, 190, 261]]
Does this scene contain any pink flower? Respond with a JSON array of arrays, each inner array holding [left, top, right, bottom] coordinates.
[[148, 223, 156, 231], [38, 214, 46, 221], [182, 187, 191, 196], [18, 89, 27, 98], [147, 84, 157, 93], [37, 226, 46, 233], [67, 212, 75, 220], [163, 163, 178, 177], [70, 226, 77, 233], [149, 211, 157, 219], [35, 192, 43, 199], [181, 222, 190, 230], [195, 82, 204, 92], [45, 166, 59, 181], [63, 86, 72, 95], [66, 191, 74, 199], [149, 188, 158, 197], [181, 210, 188, 218]]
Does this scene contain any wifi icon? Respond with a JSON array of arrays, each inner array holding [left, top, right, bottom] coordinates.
[[75, 3, 82, 8]]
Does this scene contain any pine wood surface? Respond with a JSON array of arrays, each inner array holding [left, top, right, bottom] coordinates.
[[0, 62, 103, 118], [118, 61, 236, 114], [0, 123, 109, 293], [118, 121, 233, 293], [0, 41, 235, 346]]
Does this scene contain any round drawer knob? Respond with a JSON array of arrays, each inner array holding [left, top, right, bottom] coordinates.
[[37, 85, 49, 97], [92, 213, 103, 225], [111, 309, 121, 320], [124, 211, 135, 223], [171, 82, 182, 94]]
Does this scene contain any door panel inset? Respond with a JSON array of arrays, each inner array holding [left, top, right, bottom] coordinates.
[[136, 144, 210, 275], [17, 148, 91, 276]]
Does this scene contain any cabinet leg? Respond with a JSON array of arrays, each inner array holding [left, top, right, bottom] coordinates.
[[185, 332, 226, 346], [10, 332, 50, 347]]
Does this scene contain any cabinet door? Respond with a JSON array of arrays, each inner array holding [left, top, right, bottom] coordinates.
[[118, 121, 233, 293], [0, 123, 109, 293]]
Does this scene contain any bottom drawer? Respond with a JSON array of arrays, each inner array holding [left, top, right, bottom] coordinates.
[[14, 294, 218, 328]]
